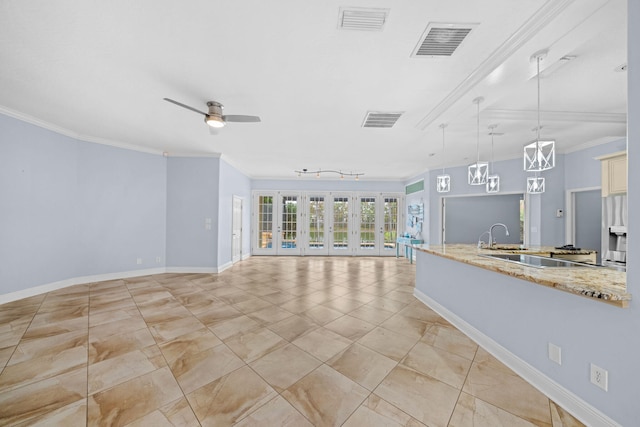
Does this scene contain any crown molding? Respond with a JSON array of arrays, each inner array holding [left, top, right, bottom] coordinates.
[[482, 109, 626, 123]]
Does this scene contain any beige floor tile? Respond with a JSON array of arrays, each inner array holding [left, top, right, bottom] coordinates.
[[88, 367, 183, 426], [366, 297, 410, 313], [328, 343, 397, 391], [0, 367, 87, 426], [234, 395, 313, 427], [89, 316, 148, 342], [250, 343, 322, 392], [324, 314, 376, 341], [463, 356, 552, 426], [8, 328, 87, 366], [550, 401, 586, 427], [449, 392, 543, 427], [0, 258, 575, 427], [88, 349, 159, 395], [21, 316, 88, 341], [231, 297, 273, 314], [381, 313, 431, 340], [422, 324, 479, 361], [292, 327, 352, 362], [343, 394, 426, 427], [124, 397, 199, 427], [282, 364, 369, 427], [401, 341, 472, 389], [224, 326, 287, 363], [18, 398, 87, 427], [357, 326, 419, 362], [169, 344, 244, 394], [158, 328, 222, 364], [194, 304, 242, 326], [349, 303, 396, 325], [89, 328, 156, 364], [186, 365, 277, 426], [0, 345, 87, 393], [149, 315, 205, 343], [246, 304, 293, 325], [207, 314, 261, 340], [267, 314, 319, 342], [374, 364, 460, 427], [301, 305, 344, 325]]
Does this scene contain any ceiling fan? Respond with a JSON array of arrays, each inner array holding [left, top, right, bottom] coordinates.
[[163, 98, 261, 129]]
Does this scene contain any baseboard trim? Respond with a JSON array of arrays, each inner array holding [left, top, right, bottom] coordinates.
[[164, 267, 217, 274], [413, 288, 621, 427], [216, 262, 233, 273], [0, 268, 165, 305]]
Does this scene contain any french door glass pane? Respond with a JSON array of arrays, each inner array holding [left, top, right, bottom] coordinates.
[[333, 197, 349, 250], [281, 196, 298, 248], [360, 197, 376, 250], [258, 196, 273, 249], [384, 197, 399, 250], [309, 196, 325, 249]]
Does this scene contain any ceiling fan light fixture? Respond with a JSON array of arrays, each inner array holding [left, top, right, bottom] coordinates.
[[205, 115, 225, 128]]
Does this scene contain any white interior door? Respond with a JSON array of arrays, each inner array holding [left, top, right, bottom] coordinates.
[[381, 195, 400, 256], [232, 196, 243, 263]]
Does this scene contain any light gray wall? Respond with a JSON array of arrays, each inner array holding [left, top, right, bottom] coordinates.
[[564, 139, 626, 190], [218, 158, 252, 266], [443, 193, 522, 244], [0, 114, 167, 293], [166, 157, 219, 269], [251, 178, 404, 193]]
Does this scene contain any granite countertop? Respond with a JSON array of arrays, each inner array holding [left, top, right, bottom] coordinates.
[[411, 243, 630, 308]]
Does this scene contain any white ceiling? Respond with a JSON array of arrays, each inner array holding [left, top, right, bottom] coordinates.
[[0, 0, 627, 181]]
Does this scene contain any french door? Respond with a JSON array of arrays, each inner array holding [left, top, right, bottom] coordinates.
[[355, 194, 400, 256], [253, 191, 402, 256], [253, 192, 302, 255]]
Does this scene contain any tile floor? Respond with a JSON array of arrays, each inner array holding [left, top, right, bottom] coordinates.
[[0, 256, 585, 426]]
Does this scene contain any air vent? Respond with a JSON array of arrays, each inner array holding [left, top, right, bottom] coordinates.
[[412, 23, 476, 57], [362, 111, 403, 128], [338, 7, 390, 31]]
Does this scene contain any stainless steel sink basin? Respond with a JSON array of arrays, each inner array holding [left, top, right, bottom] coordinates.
[[480, 253, 599, 268]]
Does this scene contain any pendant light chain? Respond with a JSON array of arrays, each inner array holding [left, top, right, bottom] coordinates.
[[476, 98, 481, 163], [537, 55, 541, 142]]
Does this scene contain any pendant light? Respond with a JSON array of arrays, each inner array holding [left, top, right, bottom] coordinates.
[[468, 97, 488, 185], [486, 124, 500, 193], [436, 123, 450, 193], [524, 49, 555, 173]]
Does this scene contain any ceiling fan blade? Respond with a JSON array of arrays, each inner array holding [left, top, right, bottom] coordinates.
[[222, 115, 261, 123], [163, 98, 208, 116]]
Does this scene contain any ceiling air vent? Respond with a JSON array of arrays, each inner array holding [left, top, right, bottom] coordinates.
[[362, 111, 403, 128], [338, 7, 390, 31], [412, 23, 476, 57]]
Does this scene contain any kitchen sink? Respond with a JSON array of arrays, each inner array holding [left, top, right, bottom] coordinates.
[[480, 253, 599, 268]]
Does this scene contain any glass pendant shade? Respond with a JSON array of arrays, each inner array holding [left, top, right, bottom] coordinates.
[[524, 139, 555, 171], [468, 97, 487, 185], [436, 174, 450, 193], [486, 175, 500, 193], [468, 161, 488, 185], [527, 176, 545, 194]]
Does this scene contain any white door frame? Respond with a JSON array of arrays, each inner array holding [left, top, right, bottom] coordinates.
[[232, 196, 243, 264]]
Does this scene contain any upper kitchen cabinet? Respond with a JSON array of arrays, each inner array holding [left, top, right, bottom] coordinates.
[[597, 151, 627, 196]]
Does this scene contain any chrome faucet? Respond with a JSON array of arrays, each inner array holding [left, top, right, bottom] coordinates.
[[488, 223, 510, 248]]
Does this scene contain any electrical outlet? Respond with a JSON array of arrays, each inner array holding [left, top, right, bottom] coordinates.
[[590, 363, 608, 391], [155, 256, 161, 263], [548, 343, 562, 365], [136, 258, 142, 265]]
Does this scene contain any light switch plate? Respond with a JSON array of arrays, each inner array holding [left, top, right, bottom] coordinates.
[[548, 342, 562, 365]]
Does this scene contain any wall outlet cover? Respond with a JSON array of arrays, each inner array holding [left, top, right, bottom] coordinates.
[[548, 342, 562, 365], [590, 363, 608, 391]]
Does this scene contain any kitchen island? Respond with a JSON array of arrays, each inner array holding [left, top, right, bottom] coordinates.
[[411, 244, 629, 307]]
